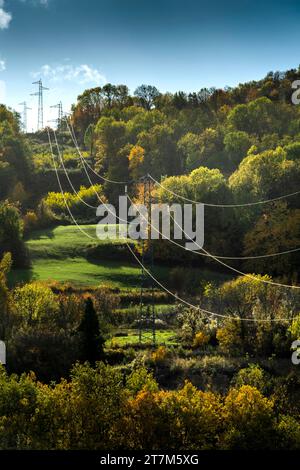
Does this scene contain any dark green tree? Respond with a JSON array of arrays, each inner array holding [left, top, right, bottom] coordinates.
[[78, 298, 104, 365]]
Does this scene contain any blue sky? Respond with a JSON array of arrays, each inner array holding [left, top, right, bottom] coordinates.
[[0, 0, 300, 130]]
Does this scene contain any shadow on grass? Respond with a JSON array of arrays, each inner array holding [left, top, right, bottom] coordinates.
[[8, 268, 38, 287], [24, 227, 56, 242]]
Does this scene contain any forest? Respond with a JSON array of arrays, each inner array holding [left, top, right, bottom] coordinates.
[[1, 67, 300, 450]]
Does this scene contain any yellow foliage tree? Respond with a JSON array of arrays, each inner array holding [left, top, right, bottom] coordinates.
[[128, 145, 145, 180]]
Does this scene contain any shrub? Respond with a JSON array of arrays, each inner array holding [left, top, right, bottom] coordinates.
[[216, 319, 242, 356], [193, 331, 210, 349], [151, 346, 171, 365], [232, 364, 267, 392], [23, 211, 39, 234]]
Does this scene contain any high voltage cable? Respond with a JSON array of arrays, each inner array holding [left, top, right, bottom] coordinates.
[[47, 127, 295, 323], [125, 193, 300, 290], [63, 123, 300, 261], [60, 124, 300, 289], [125, 242, 294, 323], [148, 174, 300, 208], [53, 130, 97, 209], [148, 174, 300, 207], [47, 128, 96, 240], [68, 119, 132, 185], [68, 118, 300, 208]]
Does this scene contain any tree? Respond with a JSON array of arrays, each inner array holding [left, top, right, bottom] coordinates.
[[0, 201, 27, 267], [156, 166, 236, 257], [227, 97, 280, 136], [137, 123, 181, 176], [128, 145, 145, 180], [0, 106, 32, 190], [13, 283, 59, 325], [95, 116, 127, 172], [177, 132, 202, 171], [72, 87, 104, 139], [84, 123, 95, 157], [229, 147, 300, 205], [243, 202, 300, 276], [134, 85, 161, 110], [78, 297, 104, 365], [0, 253, 12, 339], [196, 127, 224, 168], [223, 131, 253, 168], [222, 385, 275, 449], [8, 326, 81, 382], [216, 319, 242, 356], [232, 364, 267, 392]]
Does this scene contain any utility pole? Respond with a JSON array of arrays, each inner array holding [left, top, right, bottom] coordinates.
[[31, 79, 49, 131], [18, 101, 31, 133], [48, 102, 65, 161], [138, 175, 156, 347]]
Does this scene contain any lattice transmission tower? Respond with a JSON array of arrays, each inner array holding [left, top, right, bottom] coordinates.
[[50, 101, 63, 129], [31, 79, 49, 131], [138, 175, 156, 347]]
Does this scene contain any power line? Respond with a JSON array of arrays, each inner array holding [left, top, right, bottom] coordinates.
[[126, 242, 294, 323], [31, 79, 49, 131], [52, 128, 96, 209], [47, 128, 297, 323], [67, 119, 133, 184], [59, 119, 300, 288], [137, 177, 156, 346], [63, 121, 300, 261], [148, 174, 300, 208], [126, 192, 300, 290], [68, 119, 300, 208], [70, 121, 300, 288]]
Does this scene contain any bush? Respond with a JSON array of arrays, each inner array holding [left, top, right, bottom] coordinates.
[[216, 319, 242, 356], [193, 331, 210, 349], [232, 364, 267, 392], [23, 211, 39, 234], [151, 346, 171, 365]]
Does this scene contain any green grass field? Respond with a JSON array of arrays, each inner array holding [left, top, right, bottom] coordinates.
[[10, 225, 143, 288], [107, 329, 179, 347], [25, 224, 128, 259], [9, 225, 231, 289]]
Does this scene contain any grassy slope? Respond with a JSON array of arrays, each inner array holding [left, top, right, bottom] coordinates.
[[10, 225, 143, 289], [9, 225, 231, 289]]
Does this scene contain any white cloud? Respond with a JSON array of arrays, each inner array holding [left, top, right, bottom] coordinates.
[[19, 0, 50, 7], [33, 63, 106, 86], [0, 59, 5, 72], [0, 1, 12, 29]]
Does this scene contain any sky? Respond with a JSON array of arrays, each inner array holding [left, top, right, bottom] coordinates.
[[0, 0, 300, 131]]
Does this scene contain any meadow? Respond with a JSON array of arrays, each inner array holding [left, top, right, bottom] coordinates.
[[9, 224, 231, 289]]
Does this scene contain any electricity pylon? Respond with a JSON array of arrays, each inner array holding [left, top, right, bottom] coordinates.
[[50, 101, 63, 129], [138, 175, 156, 347], [18, 101, 31, 133], [48, 102, 64, 161], [31, 79, 49, 131]]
